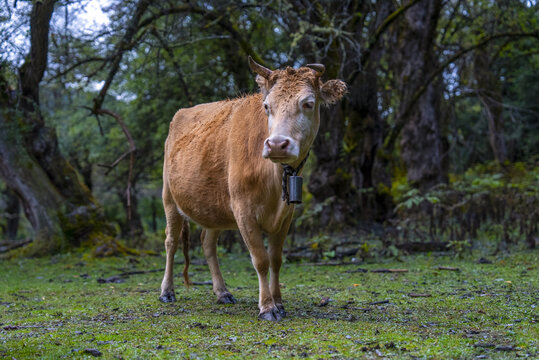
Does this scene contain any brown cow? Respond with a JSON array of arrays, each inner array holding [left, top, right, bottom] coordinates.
[[159, 57, 346, 321]]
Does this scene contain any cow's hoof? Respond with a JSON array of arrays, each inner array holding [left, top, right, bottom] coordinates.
[[258, 307, 283, 321], [276, 304, 286, 318], [217, 293, 237, 304], [159, 292, 176, 303]]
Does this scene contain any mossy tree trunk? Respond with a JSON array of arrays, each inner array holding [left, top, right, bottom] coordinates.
[[393, 0, 448, 192], [288, 0, 395, 226], [2, 187, 20, 241], [0, 0, 113, 254]]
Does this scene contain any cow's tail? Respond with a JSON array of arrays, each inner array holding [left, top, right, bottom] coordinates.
[[181, 219, 191, 288]]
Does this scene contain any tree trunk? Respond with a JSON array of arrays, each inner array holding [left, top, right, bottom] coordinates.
[[473, 49, 507, 164], [308, 102, 351, 226], [0, 1, 113, 254], [307, 0, 397, 225], [346, 0, 395, 221], [286, 0, 399, 226], [3, 188, 20, 241], [394, 0, 448, 192]]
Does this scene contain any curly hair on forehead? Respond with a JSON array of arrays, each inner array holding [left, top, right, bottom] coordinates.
[[265, 67, 320, 94]]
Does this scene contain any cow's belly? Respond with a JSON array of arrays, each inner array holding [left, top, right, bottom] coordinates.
[[166, 141, 237, 230], [172, 186, 237, 230]]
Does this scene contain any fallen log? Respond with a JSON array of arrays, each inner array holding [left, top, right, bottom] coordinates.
[[0, 239, 33, 253]]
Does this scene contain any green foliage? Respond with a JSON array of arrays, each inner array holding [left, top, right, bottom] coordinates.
[[395, 188, 440, 212], [393, 161, 538, 252], [295, 196, 335, 232]]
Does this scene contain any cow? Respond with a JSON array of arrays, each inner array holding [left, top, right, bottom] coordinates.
[[159, 57, 347, 321]]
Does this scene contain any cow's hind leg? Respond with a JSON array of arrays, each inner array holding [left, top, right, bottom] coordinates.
[[201, 229, 237, 304], [159, 193, 186, 303]]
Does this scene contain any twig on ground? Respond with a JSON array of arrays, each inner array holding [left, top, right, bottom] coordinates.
[[299, 261, 355, 266], [436, 266, 460, 271], [408, 293, 432, 297], [191, 281, 213, 286], [371, 269, 409, 273], [369, 300, 390, 305]]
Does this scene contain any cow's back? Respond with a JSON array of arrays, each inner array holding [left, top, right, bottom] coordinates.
[[164, 94, 267, 229]]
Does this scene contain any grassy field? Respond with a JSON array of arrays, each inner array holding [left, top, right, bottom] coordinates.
[[0, 249, 537, 359]]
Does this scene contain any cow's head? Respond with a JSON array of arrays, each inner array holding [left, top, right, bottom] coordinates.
[[248, 57, 347, 166]]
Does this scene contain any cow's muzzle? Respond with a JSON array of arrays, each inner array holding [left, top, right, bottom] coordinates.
[[262, 135, 298, 162]]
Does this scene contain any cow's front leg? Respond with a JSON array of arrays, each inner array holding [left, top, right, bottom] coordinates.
[[201, 229, 237, 304], [236, 218, 281, 321], [268, 214, 293, 318], [268, 238, 285, 317]]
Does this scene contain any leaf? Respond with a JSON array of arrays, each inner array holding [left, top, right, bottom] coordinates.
[[318, 296, 331, 307], [426, 196, 440, 204]]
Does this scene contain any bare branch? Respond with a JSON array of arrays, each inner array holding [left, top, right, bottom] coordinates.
[[383, 31, 539, 151], [93, 0, 152, 111], [138, 4, 267, 66], [97, 150, 132, 174], [93, 108, 137, 221], [150, 28, 193, 106], [361, 0, 422, 66], [46, 56, 109, 83]]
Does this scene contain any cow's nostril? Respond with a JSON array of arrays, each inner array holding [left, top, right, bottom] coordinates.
[[265, 136, 292, 156]]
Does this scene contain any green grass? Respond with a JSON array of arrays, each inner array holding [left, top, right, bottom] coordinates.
[[0, 249, 537, 359]]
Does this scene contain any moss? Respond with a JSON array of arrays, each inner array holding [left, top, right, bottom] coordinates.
[[390, 162, 409, 202], [90, 235, 140, 257], [58, 203, 116, 249], [335, 167, 351, 181]]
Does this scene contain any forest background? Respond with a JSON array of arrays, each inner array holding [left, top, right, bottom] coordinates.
[[0, 0, 537, 258]]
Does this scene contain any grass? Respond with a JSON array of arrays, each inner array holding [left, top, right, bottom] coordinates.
[[0, 249, 537, 359]]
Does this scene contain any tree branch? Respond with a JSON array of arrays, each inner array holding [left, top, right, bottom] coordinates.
[[361, 0, 422, 67], [18, 0, 58, 109], [47, 56, 108, 83], [150, 28, 193, 106], [93, 109, 137, 221], [93, 0, 152, 111], [383, 31, 539, 151], [138, 3, 267, 66]]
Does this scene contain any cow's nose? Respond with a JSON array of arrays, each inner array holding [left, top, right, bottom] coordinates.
[[267, 137, 290, 151]]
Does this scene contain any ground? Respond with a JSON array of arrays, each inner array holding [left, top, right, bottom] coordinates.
[[0, 249, 537, 359]]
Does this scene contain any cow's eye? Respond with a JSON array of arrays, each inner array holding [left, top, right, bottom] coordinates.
[[303, 101, 314, 110]]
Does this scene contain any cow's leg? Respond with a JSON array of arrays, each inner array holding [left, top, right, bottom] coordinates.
[[201, 229, 237, 304], [268, 215, 293, 318], [159, 188, 184, 303], [236, 218, 281, 321]]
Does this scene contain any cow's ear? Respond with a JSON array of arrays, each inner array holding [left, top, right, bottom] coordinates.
[[256, 75, 270, 97], [320, 79, 347, 105]]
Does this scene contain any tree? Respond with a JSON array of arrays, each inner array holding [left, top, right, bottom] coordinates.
[[0, 1, 113, 254], [392, 0, 448, 192], [277, 0, 417, 225]]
